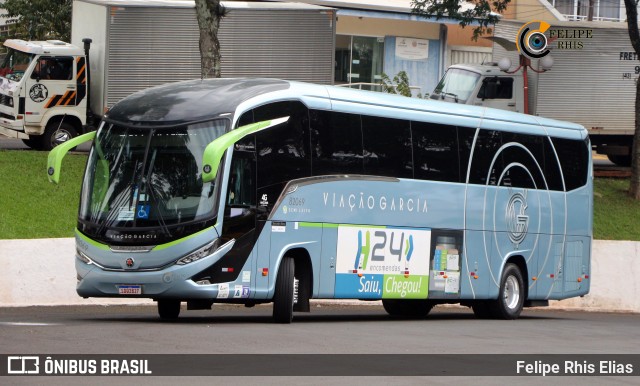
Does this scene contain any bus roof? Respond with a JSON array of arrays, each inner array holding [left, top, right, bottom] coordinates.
[[105, 78, 586, 135]]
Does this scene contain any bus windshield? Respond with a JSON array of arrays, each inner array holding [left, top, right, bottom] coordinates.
[[79, 119, 227, 238]]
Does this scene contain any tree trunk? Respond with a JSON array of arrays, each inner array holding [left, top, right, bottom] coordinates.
[[194, 0, 224, 79], [624, 0, 640, 198]]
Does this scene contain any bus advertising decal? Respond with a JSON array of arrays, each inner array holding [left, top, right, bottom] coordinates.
[[334, 225, 430, 299]]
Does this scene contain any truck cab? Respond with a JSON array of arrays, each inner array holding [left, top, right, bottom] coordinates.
[[0, 39, 88, 150], [430, 64, 524, 113]]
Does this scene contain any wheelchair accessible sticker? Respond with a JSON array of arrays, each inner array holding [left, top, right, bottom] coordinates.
[[137, 204, 150, 219]]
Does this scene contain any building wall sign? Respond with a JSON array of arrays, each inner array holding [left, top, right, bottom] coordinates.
[[395, 37, 429, 60]]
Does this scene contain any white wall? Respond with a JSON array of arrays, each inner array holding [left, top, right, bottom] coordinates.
[[0, 238, 637, 312]]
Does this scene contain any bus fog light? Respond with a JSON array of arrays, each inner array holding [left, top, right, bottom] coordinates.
[[176, 240, 218, 265]]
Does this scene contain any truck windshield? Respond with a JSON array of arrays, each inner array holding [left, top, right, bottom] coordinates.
[[78, 119, 227, 242], [432, 68, 481, 103], [0, 48, 34, 82]]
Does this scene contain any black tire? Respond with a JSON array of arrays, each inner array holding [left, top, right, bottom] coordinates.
[[22, 136, 43, 150], [157, 300, 181, 320], [471, 301, 493, 319], [489, 263, 525, 320], [273, 256, 295, 323], [382, 299, 434, 318], [40, 121, 78, 151]]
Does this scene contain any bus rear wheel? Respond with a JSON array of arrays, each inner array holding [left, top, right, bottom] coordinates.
[[157, 300, 181, 320], [489, 263, 524, 320], [273, 256, 295, 323], [382, 299, 433, 318]]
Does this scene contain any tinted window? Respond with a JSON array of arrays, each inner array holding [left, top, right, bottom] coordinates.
[[542, 137, 564, 191], [412, 121, 460, 182], [500, 132, 545, 189], [311, 110, 363, 175], [551, 137, 589, 191], [457, 126, 475, 183], [469, 130, 503, 185], [362, 115, 412, 178], [477, 77, 514, 99], [252, 101, 311, 188]]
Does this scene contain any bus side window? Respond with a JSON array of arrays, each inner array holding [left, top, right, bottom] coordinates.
[[311, 110, 363, 175], [253, 101, 311, 188], [412, 121, 461, 182], [500, 132, 546, 189], [469, 129, 504, 185], [551, 137, 589, 191], [362, 115, 412, 178]]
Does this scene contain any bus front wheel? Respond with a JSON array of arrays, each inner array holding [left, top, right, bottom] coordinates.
[[157, 300, 181, 320], [490, 263, 524, 320], [382, 299, 433, 318], [273, 256, 295, 323]]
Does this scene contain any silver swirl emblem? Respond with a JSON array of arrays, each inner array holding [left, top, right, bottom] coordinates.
[[506, 192, 529, 246]]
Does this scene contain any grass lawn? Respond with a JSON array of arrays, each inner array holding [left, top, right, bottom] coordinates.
[[0, 149, 639, 240], [0, 149, 87, 239]]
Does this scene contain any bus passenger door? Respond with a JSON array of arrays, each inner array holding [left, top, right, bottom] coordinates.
[[219, 150, 257, 289]]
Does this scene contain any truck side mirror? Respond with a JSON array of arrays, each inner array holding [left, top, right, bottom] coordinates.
[[201, 116, 289, 183], [47, 131, 96, 184]]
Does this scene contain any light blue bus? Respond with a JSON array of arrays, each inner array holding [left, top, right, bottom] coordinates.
[[48, 78, 592, 322]]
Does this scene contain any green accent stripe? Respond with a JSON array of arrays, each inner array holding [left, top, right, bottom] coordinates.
[[75, 228, 109, 250], [75, 226, 215, 251], [202, 117, 289, 183], [153, 226, 216, 251], [298, 223, 386, 229], [47, 131, 96, 184]]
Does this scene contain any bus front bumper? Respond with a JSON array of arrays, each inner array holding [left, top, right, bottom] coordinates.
[[75, 241, 235, 300]]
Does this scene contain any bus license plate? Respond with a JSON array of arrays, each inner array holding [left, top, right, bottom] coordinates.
[[118, 285, 142, 295]]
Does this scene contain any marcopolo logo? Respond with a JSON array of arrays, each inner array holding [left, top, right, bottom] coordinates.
[[516, 21, 551, 59]]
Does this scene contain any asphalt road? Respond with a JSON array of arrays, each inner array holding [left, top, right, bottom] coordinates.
[[1, 304, 638, 385]]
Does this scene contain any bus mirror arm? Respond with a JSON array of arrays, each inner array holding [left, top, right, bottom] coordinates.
[[201, 116, 289, 183], [47, 131, 96, 184]]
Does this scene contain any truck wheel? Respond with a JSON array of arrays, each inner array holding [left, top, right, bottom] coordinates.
[[382, 299, 433, 318], [607, 154, 631, 167], [40, 121, 77, 151], [157, 300, 181, 320], [489, 263, 524, 320], [272, 256, 295, 323], [21, 136, 43, 150]]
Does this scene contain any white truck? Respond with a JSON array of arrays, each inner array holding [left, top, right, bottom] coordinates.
[[431, 20, 636, 165], [0, 0, 335, 150]]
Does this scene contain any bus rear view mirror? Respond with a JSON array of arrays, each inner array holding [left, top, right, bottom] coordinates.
[[201, 116, 289, 183], [47, 131, 96, 184]]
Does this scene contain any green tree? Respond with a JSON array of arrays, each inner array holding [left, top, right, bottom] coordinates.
[[194, 0, 227, 79], [411, 0, 510, 41], [623, 0, 640, 199], [0, 0, 71, 41]]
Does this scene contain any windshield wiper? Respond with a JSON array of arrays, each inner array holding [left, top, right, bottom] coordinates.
[[441, 92, 459, 103]]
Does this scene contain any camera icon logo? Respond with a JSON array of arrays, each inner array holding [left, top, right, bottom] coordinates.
[[516, 21, 551, 59]]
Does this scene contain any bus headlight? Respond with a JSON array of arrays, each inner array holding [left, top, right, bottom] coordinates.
[[176, 240, 219, 265], [76, 248, 93, 264]]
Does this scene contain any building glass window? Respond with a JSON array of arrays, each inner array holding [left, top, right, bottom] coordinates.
[[335, 35, 384, 90]]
